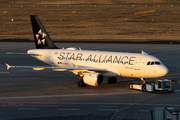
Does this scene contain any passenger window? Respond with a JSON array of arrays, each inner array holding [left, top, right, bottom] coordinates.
[[147, 62, 151, 65], [151, 62, 155, 65]]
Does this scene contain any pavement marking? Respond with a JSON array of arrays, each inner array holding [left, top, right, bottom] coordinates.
[[58, 109, 79, 111], [110, 94, 158, 120], [137, 103, 180, 107], [172, 83, 180, 88], [0, 95, 60, 100], [98, 106, 118, 108], [18, 108, 39, 110], [0, 72, 9, 74], [2, 103, 23, 106], [60, 92, 140, 97], [110, 83, 180, 120], [99, 109, 119, 111], [0, 92, 140, 100], [1, 102, 180, 107], [139, 110, 149, 112]]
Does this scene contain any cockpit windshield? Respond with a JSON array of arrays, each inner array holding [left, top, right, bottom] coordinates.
[[147, 61, 161, 65], [151, 62, 155, 65], [155, 62, 161, 65]]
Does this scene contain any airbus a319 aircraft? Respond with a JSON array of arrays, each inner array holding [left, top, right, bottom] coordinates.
[[6, 15, 168, 87]]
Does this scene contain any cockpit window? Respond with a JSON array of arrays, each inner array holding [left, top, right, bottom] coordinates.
[[155, 61, 161, 65], [151, 61, 155, 65], [147, 61, 161, 65]]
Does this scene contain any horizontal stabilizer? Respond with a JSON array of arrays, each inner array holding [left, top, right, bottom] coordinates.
[[6, 63, 11, 70], [6, 52, 41, 56]]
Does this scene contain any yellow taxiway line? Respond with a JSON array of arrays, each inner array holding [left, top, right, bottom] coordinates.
[[135, 10, 156, 15], [110, 82, 180, 120], [0, 72, 9, 74]]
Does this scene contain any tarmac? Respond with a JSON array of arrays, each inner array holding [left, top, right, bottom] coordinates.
[[0, 42, 180, 120]]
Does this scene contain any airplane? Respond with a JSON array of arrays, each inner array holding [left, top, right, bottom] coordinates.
[[6, 15, 168, 87]]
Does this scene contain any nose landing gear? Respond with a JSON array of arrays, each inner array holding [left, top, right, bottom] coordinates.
[[141, 78, 146, 84]]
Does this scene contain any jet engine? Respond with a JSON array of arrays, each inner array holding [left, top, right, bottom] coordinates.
[[83, 73, 104, 86]]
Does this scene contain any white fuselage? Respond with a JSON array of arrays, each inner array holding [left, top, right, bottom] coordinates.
[[27, 48, 168, 78]]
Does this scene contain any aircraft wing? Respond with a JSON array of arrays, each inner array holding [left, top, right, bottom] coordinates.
[[6, 63, 108, 73]]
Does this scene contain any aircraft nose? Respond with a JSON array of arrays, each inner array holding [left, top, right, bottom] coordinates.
[[160, 65, 168, 76]]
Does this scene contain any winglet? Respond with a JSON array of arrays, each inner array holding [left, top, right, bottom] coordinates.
[[6, 63, 11, 70]]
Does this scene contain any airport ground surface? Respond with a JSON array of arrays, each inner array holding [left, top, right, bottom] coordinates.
[[0, 42, 180, 120], [1, 0, 180, 42]]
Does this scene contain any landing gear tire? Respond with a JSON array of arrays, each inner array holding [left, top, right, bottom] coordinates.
[[77, 80, 86, 87], [142, 84, 146, 92], [108, 77, 117, 84]]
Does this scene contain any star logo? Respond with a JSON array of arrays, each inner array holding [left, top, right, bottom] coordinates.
[[36, 29, 46, 45]]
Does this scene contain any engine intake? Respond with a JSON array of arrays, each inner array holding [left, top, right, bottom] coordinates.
[[83, 73, 104, 86]]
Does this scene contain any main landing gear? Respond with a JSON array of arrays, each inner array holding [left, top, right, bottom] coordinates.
[[77, 77, 86, 87], [108, 77, 117, 84], [77, 80, 86, 87]]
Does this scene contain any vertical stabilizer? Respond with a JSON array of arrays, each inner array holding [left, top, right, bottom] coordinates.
[[30, 15, 58, 49]]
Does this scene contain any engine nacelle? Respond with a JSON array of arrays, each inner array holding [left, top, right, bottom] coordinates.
[[83, 73, 104, 86]]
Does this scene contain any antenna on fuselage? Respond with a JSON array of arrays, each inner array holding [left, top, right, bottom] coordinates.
[[141, 50, 148, 55]]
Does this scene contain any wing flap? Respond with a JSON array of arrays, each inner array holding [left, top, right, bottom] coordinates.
[[33, 68, 45, 70]]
